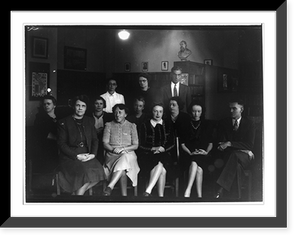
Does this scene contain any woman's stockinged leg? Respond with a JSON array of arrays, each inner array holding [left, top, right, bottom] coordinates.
[[145, 162, 164, 194], [119, 172, 128, 196], [157, 167, 166, 197], [76, 183, 90, 195], [184, 161, 197, 197], [108, 170, 125, 190], [195, 166, 203, 198]]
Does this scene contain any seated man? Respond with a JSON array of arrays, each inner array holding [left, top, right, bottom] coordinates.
[[214, 99, 255, 199]]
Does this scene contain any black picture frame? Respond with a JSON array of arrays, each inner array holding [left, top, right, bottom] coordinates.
[[7, 2, 289, 230], [204, 59, 213, 65], [32, 37, 48, 59], [125, 62, 131, 72], [28, 62, 50, 100], [64, 46, 87, 70], [161, 61, 168, 71], [142, 62, 148, 72]]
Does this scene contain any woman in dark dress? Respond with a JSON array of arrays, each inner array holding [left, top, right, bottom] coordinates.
[[166, 96, 191, 138], [181, 102, 213, 198], [138, 103, 176, 197], [57, 95, 106, 195], [33, 95, 60, 172], [135, 73, 161, 116]]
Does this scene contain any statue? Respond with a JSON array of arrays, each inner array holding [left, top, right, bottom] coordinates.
[[178, 40, 192, 61]]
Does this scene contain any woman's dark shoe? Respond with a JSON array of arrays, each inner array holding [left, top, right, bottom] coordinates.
[[103, 187, 112, 196], [142, 191, 151, 197]]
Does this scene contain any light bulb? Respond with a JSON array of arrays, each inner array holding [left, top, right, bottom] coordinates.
[[118, 30, 130, 40]]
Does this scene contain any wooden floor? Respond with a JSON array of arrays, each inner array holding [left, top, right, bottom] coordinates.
[[26, 178, 261, 203]]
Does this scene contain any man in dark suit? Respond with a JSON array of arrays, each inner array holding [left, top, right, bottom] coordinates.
[[214, 99, 255, 199], [161, 66, 191, 113]]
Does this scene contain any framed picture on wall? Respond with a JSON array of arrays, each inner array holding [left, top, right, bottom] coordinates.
[[204, 59, 213, 65], [142, 62, 148, 72], [161, 61, 168, 71], [32, 37, 48, 58], [64, 46, 87, 70], [28, 62, 50, 100], [125, 62, 131, 72], [180, 73, 189, 86]]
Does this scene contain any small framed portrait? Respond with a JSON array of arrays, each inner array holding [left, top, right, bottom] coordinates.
[[125, 62, 131, 72], [161, 61, 168, 71], [142, 62, 148, 72], [32, 37, 48, 58], [204, 59, 213, 65]]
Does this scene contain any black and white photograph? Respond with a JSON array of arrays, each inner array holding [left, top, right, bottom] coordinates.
[[25, 25, 263, 204], [7, 5, 290, 232]]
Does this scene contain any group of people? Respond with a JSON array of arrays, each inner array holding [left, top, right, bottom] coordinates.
[[33, 65, 256, 200]]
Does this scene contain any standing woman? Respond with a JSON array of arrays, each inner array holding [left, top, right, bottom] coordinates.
[[102, 104, 140, 196], [57, 95, 106, 195], [139, 103, 176, 197], [135, 73, 161, 116], [181, 102, 213, 198]]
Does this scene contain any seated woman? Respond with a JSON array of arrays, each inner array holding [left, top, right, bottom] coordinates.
[[138, 103, 176, 197], [57, 95, 106, 195], [126, 97, 148, 131], [33, 95, 60, 172], [181, 102, 213, 198], [166, 96, 191, 138], [102, 104, 140, 196], [89, 96, 113, 164]]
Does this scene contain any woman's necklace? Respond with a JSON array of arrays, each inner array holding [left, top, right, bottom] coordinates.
[[191, 120, 201, 130], [73, 116, 85, 147]]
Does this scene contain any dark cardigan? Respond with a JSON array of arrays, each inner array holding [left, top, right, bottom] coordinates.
[[57, 115, 99, 161]]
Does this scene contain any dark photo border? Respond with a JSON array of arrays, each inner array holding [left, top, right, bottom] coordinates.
[[5, 2, 287, 228]]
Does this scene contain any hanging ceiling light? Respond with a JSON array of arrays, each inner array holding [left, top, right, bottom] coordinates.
[[118, 30, 130, 40]]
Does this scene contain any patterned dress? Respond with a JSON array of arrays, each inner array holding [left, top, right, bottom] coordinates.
[[102, 120, 140, 186]]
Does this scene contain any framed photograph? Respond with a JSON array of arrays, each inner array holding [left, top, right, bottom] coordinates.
[[204, 59, 213, 65], [161, 61, 168, 71], [28, 62, 50, 100], [142, 62, 148, 72], [125, 62, 131, 72], [32, 37, 48, 58], [217, 70, 239, 92], [180, 73, 189, 86], [64, 46, 87, 70]]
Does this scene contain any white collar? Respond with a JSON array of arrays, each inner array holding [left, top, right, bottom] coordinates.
[[171, 82, 180, 87], [150, 119, 163, 127], [232, 117, 242, 125]]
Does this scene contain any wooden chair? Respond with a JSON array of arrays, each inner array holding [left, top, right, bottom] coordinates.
[[163, 137, 180, 197], [237, 169, 252, 200]]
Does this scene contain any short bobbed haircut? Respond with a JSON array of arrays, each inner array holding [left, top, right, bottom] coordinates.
[[42, 95, 57, 106], [72, 95, 90, 108], [112, 103, 129, 114], [169, 96, 184, 111], [93, 96, 107, 109]]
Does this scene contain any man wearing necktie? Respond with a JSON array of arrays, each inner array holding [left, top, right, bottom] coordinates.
[[214, 99, 255, 200], [161, 66, 191, 113]]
